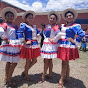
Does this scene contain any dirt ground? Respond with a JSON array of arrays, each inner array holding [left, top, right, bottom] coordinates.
[[0, 50, 88, 88]]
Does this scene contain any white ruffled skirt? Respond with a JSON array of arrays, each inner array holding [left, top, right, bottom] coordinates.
[[0, 40, 21, 63], [41, 38, 58, 59]]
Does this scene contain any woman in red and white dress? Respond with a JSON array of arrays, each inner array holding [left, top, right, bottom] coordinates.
[[0, 7, 21, 85], [17, 10, 41, 80], [50, 8, 85, 88], [40, 11, 61, 82]]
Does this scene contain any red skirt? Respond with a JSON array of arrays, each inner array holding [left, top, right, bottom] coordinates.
[[20, 46, 40, 59], [57, 47, 79, 61]]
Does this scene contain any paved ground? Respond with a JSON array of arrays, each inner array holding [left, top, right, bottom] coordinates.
[[0, 50, 88, 88]]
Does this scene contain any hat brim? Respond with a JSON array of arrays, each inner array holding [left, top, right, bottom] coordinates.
[[22, 10, 35, 19], [62, 8, 78, 20], [1, 7, 17, 20], [48, 11, 61, 23]]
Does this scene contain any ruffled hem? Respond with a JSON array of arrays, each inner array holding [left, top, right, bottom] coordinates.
[[20, 46, 40, 59], [0, 44, 21, 48], [41, 43, 58, 53], [57, 47, 79, 60], [0, 46, 21, 56], [0, 54, 20, 63], [0, 51, 20, 56], [41, 38, 58, 59], [41, 53, 57, 59]]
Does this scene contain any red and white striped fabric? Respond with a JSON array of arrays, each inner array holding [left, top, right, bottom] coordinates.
[[0, 23, 21, 63], [20, 43, 40, 59]]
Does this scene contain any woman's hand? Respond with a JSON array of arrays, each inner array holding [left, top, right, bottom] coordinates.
[[48, 38, 53, 42], [26, 41, 31, 45], [68, 38, 75, 44], [6, 40, 10, 44]]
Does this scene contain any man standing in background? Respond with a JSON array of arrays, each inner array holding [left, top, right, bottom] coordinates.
[[40, 24, 45, 48], [0, 18, 3, 45]]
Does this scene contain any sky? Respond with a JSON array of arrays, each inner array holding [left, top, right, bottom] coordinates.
[[2, 0, 88, 12]]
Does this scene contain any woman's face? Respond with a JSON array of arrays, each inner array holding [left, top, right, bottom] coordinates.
[[49, 15, 57, 25], [65, 13, 74, 23], [5, 13, 14, 23], [25, 14, 33, 24]]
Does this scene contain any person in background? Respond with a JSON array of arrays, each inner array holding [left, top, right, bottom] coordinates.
[[40, 23, 45, 48], [82, 28, 87, 52], [79, 28, 87, 51], [0, 18, 3, 24], [81, 37, 86, 52], [0, 18, 3, 45], [85, 29, 88, 43]]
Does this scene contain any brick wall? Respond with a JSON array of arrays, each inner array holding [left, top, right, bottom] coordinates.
[[0, 1, 88, 30]]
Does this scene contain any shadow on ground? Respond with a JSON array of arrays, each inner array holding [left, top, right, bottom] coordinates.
[[7, 72, 60, 88], [64, 77, 86, 88], [5, 72, 86, 88]]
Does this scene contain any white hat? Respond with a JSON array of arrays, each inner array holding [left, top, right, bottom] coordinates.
[[1, 7, 17, 20], [48, 11, 61, 23], [22, 10, 35, 19], [62, 8, 78, 20]]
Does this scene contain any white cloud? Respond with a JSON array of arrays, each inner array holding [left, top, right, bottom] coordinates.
[[22, 0, 27, 4], [2, 0, 88, 12], [2, 0, 44, 12], [2, 0, 32, 11], [45, 0, 88, 11], [32, 1, 43, 12]]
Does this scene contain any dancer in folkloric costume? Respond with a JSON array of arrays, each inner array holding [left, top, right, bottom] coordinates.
[[50, 8, 85, 88], [40, 11, 61, 83], [17, 10, 41, 80], [0, 7, 21, 86]]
